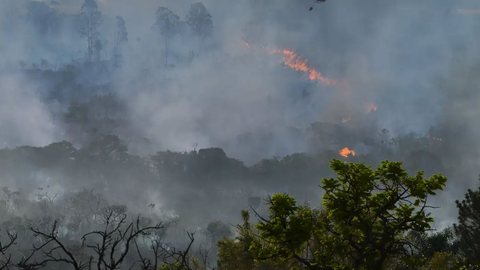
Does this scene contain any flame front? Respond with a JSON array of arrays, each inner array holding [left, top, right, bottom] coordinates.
[[271, 49, 337, 86], [339, 147, 356, 158]]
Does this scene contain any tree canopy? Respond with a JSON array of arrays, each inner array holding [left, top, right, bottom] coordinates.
[[218, 159, 448, 270], [455, 177, 480, 265]]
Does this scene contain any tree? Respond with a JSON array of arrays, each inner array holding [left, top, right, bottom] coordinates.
[[249, 195, 335, 270], [219, 160, 447, 270], [321, 160, 447, 269], [186, 3, 213, 40], [395, 228, 460, 269], [153, 7, 180, 67], [18, 209, 166, 270], [26, 2, 60, 36], [81, 209, 164, 270], [407, 228, 458, 261], [113, 16, 128, 67], [454, 177, 480, 265], [205, 221, 232, 247], [79, 0, 103, 62], [19, 220, 88, 270], [0, 230, 17, 269], [217, 210, 283, 270]]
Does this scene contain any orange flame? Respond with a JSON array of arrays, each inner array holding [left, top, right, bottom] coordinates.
[[271, 49, 337, 86], [339, 147, 356, 158]]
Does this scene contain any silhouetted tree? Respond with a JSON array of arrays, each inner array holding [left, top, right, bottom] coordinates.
[[454, 177, 480, 265], [81, 208, 165, 270], [17, 209, 166, 270], [0, 230, 17, 269], [26, 2, 60, 36], [153, 7, 180, 66], [186, 3, 213, 41], [113, 16, 128, 67], [79, 0, 103, 62]]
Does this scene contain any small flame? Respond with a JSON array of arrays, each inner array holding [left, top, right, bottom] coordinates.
[[339, 147, 356, 158], [368, 103, 378, 113], [271, 49, 337, 86]]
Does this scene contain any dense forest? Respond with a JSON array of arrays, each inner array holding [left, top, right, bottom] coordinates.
[[0, 0, 480, 269]]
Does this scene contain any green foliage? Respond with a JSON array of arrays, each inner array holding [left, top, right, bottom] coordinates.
[[251, 194, 322, 268], [206, 220, 232, 246], [218, 159, 447, 270], [322, 160, 447, 269], [217, 210, 285, 270], [408, 228, 458, 260], [217, 238, 256, 270], [422, 252, 461, 270], [454, 177, 480, 265]]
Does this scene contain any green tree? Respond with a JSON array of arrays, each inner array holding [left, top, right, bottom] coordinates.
[[217, 210, 287, 270], [454, 178, 480, 265], [422, 252, 459, 270], [217, 211, 257, 270], [219, 159, 447, 270], [322, 160, 447, 269]]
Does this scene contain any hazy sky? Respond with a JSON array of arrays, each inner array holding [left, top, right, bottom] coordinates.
[[1, 0, 479, 159]]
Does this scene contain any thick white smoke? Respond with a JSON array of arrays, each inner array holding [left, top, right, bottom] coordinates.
[[0, 74, 60, 148]]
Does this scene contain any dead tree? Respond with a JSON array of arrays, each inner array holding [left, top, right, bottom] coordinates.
[[17, 209, 165, 270], [17, 220, 89, 270], [81, 208, 164, 270], [135, 232, 195, 270], [0, 230, 17, 269]]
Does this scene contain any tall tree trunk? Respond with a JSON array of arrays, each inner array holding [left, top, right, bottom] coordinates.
[[164, 36, 168, 67]]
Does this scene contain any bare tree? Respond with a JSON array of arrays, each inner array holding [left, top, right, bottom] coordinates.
[[16, 208, 166, 270], [0, 230, 17, 269], [18, 220, 89, 270], [81, 208, 165, 270], [150, 232, 196, 270]]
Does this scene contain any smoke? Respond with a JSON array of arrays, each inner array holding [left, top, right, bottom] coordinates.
[[0, 0, 479, 229], [106, 0, 476, 162], [0, 74, 60, 148]]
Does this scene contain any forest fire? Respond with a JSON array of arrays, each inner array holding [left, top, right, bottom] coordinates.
[[271, 49, 337, 86], [339, 147, 356, 158], [240, 38, 337, 86]]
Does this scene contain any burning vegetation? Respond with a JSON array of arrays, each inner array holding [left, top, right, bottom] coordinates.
[[339, 146, 356, 158], [0, 0, 479, 269], [271, 48, 337, 86]]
